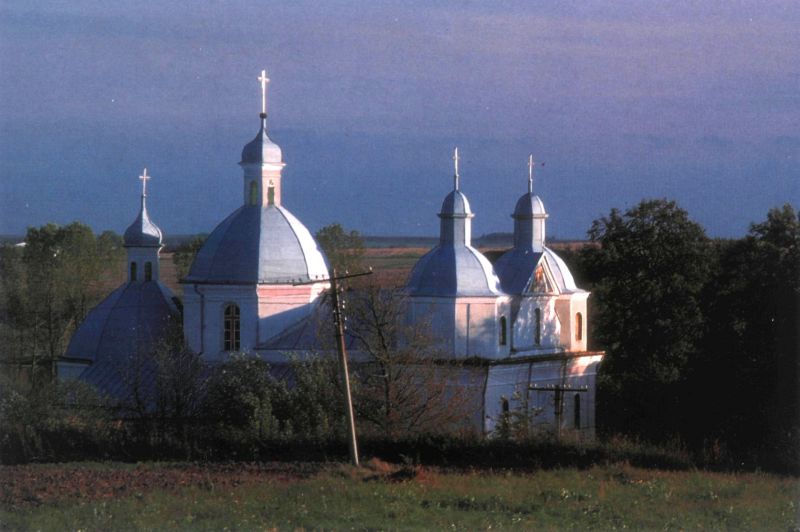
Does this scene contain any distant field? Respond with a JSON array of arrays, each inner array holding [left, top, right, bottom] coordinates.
[[1, 461, 797, 530], [97, 240, 595, 295]]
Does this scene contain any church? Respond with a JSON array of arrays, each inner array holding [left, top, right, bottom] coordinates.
[[59, 72, 603, 437]]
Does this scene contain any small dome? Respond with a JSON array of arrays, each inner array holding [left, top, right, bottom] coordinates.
[[513, 192, 547, 218], [440, 190, 472, 217], [240, 119, 282, 164], [124, 199, 162, 248], [185, 204, 329, 284], [407, 245, 503, 297]]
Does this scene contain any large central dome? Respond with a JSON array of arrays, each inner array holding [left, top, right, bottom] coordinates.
[[184, 204, 329, 284]]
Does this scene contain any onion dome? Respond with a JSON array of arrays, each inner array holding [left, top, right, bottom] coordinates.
[[407, 148, 503, 297], [240, 115, 282, 164], [123, 195, 163, 248], [184, 204, 329, 284]]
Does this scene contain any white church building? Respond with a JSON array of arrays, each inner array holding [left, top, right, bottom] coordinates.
[[60, 72, 603, 437]]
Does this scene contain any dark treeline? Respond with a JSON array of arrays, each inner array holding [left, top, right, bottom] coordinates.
[[559, 200, 799, 472], [0, 201, 797, 472]]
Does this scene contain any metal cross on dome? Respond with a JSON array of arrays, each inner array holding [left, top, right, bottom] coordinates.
[[258, 69, 270, 116], [453, 147, 460, 190], [139, 168, 151, 197], [528, 154, 535, 193]]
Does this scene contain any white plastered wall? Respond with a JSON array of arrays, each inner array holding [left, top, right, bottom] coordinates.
[[512, 295, 561, 351], [483, 354, 602, 437], [184, 282, 328, 361], [409, 296, 511, 359], [256, 283, 328, 343], [126, 247, 160, 282], [555, 292, 589, 352], [183, 285, 257, 361]]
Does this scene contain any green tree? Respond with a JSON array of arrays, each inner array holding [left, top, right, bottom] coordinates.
[[173, 234, 207, 281], [0, 373, 111, 462], [342, 286, 471, 438], [583, 199, 711, 439], [693, 204, 799, 469], [315, 223, 365, 274], [274, 355, 347, 440], [201, 355, 281, 443], [0, 223, 123, 382]]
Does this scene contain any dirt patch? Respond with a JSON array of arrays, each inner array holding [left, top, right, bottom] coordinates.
[[0, 462, 322, 509]]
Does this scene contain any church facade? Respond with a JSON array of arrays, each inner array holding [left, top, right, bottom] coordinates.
[[60, 72, 603, 437]]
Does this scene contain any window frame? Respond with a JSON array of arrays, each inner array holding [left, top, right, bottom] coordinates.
[[223, 303, 241, 352]]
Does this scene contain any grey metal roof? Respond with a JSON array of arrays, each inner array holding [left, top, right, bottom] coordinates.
[[240, 117, 282, 164], [64, 281, 178, 363], [184, 204, 329, 285], [407, 185, 502, 297], [495, 246, 582, 294], [257, 301, 358, 352], [513, 192, 547, 218], [123, 196, 163, 248], [407, 244, 503, 297], [63, 281, 179, 401], [440, 190, 471, 217]]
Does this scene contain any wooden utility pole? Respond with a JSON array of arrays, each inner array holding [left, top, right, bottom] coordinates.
[[330, 269, 359, 466], [296, 268, 371, 467]]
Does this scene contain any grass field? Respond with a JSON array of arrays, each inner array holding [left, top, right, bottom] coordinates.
[[2, 461, 797, 530]]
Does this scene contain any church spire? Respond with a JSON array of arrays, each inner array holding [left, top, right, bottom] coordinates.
[[512, 155, 548, 251], [124, 168, 163, 282], [240, 69, 285, 207], [439, 148, 474, 246]]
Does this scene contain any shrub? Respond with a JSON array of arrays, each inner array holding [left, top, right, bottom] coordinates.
[[0, 375, 112, 463]]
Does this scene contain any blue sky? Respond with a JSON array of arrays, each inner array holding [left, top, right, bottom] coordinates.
[[1, 1, 798, 239]]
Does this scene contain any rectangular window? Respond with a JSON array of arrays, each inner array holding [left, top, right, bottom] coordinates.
[[224, 304, 241, 351]]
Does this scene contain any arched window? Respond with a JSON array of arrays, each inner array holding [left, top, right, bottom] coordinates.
[[535, 308, 542, 345], [575, 312, 583, 342], [499, 316, 507, 346], [130, 262, 137, 281], [144, 261, 153, 281], [574, 394, 581, 428], [223, 304, 241, 351], [267, 185, 275, 205], [501, 398, 510, 414], [249, 181, 258, 205]]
